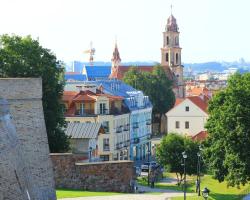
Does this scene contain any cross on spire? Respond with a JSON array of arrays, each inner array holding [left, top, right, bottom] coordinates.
[[171, 4, 173, 15]]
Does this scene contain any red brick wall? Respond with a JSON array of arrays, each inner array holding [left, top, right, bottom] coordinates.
[[50, 153, 135, 192]]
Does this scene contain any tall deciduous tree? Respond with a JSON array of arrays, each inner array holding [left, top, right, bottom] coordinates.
[[0, 34, 69, 152], [156, 133, 200, 184], [204, 73, 250, 187], [123, 64, 175, 133]]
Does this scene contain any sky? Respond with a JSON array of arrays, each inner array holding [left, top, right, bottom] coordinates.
[[0, 0, 250, 63]]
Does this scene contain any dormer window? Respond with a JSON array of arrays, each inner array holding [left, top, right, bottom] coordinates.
[[99, 103, 106, 114], [185, 106, 189, 111]]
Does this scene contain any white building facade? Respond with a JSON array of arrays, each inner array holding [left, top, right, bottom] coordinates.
[[166, 96, 208, 137]]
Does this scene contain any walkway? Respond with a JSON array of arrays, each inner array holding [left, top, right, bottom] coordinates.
[[59, 193, 184, 200], [243, 194, 250, 200], [59, 174, 195, 200], [59, 184, 194, 200]]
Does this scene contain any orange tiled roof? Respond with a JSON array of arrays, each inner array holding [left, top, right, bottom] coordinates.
[[186, 87, 210, 96], [187, 96, 208, 113], [174, 98, 184, 106], [192, 131, 208, 141], [109, 65, 154, 80], [63, 91, 78, 102], [171, 96, 208, 113]]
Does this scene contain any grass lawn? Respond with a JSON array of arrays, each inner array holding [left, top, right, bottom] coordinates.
[[161, 174, 250, 200], [56, 189, 123, 199]]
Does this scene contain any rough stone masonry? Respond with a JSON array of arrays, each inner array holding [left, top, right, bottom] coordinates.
[[0, 78, 56, 200]]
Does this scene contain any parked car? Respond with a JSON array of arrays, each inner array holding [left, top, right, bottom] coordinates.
[[134, 166, 141, 176], [140, 161, 160, 176]]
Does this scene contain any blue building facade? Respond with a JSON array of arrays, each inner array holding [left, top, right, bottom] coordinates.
[[96, 80, 152, 161]]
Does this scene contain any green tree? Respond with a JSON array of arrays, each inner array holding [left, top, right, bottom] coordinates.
[[0, 34, 69, 152], [156, 133, 200, 185], [204, 73, 250, 187], [123, 64, 175, 133]]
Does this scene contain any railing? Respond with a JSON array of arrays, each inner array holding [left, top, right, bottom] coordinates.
[[115, 141, 130, 150], [97, 109, 109, 115], [103, 146, 110, 151], [133, 122, 139, 129], [75, 109, 95, 116]]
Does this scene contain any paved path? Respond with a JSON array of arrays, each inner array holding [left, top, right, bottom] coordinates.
[[243, 194, 250, 200], [59, 192, 185, 200], [59, 176, 195, 200]]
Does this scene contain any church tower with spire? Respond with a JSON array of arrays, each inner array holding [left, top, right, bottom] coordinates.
[[109, 41, 122, 79], [161, 12, 185, 98]]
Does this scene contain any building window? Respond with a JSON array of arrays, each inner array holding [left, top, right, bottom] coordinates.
[[167, 36, 169, 45], [103, 138, 110, 151], [99, 103, 106, 114], [185, 106, 189, 111], [185, 121, 189, 129], [102, 121, 109, 133], [176, 53, 178, 64], [166, 53, 169, 62], [175, 121, 180, 129], [175, 36, 179, 45], [80, 103, 84, 115], [100, 155, 109, 161]]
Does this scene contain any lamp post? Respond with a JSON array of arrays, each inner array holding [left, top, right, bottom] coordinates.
[[197, 145, 202, 196], [202, 187, 210, 200], [147, 147, 150, 186], [89, 147, 92, 162], [182, 151, 187, 200]]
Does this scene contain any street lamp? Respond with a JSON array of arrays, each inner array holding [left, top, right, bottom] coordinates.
[[202, 187, 210, 200], [89, 147, 92, 162], [182, 151, 187, 200], [147, 147, 151, 186], [197, 145, 202, 196]]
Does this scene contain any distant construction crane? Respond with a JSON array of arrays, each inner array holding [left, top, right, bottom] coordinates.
[[83, 41, 95, 66]]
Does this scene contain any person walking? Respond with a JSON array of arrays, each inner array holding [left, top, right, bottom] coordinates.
[[149, 170, 156, 188]]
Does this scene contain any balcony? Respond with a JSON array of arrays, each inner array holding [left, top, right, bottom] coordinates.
[[146, 119, 151, 125], [97, 109, 109, 115], [103, 146, 110, 151], [116, 127, 123, 133], [133, 138, 140, 144], [75, 109, 96, 117], [133, 122, 139, 129]]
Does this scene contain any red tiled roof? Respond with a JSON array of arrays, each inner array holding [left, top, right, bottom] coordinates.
[[109, 65, 154, 80], [63, 91, 78, 102], [96, 93, 123, 101], [73, 94, 96, 102], [63, 89, 124, 117], [186, 87, 210, 96], [192, 131, 208, 141], [174, 98, 184, 106], [187, 96, 208, 113]]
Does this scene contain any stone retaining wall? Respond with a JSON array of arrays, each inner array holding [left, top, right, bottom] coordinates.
[[0, 78, 56, 200], [50, 153, 135, 192]]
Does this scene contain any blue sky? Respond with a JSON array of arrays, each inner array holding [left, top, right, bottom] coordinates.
[[1, 0, 249, 63]]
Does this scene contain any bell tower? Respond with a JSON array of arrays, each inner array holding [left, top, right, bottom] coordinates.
[[161, 11, 185, 98], [109, 40, 121, 79]]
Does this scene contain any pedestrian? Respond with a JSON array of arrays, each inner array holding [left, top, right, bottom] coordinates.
[[150, 170, 155, 188], [195, 179, 200, 193]]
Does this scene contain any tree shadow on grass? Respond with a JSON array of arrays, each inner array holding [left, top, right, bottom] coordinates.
[[210, 193, 240, 200]]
